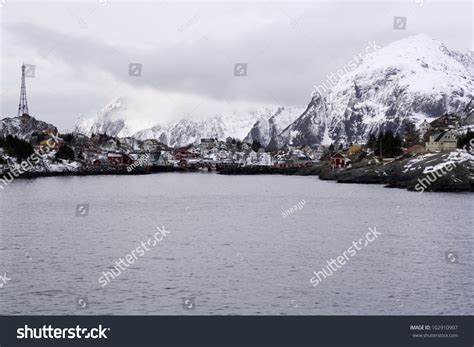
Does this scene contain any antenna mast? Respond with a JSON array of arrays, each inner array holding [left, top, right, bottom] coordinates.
[[18, 64, 29, 117]]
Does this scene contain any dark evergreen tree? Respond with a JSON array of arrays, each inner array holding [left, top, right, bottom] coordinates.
[[402, 123, 420, 147], [328, 143, 335, 153], [4, 135, 34, 160], [370, 131, 402, 157], [61, 133, 74, 144], [55, 144, 75, 161], [251, 140, 262, 152], [366, 133, 377, 151], [457, 129, 473, 149]]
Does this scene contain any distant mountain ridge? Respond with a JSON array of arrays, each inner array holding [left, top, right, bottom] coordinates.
[[74, 34, 473, 148], [76, 100, 300, 147]]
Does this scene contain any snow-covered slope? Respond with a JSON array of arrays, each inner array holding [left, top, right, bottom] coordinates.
[[243, 107, 304, 148], [78, 99, 286, 147], [77, 35, 472, 149], [277, 34, 474, 147], [132, 124, 169, 144], [0, 114, 58, 140], [75, 97, 148, 137], [134, 111, 272, 147]]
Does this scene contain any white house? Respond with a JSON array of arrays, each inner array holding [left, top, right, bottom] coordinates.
[[425, 130, 457, 152], [418, 119, 431, 136], [201, 138, 217, 150]]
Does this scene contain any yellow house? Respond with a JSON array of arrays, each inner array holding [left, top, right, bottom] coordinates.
[[39, 139, 51, 147], [39, 138, 62, 149], [348, 144, 362, 155]]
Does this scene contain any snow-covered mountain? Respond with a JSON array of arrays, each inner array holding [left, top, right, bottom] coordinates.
[[76, 35, 473, 149], [133, 117, 229, 148], [75, 97, 141, 137], [243, 107, 304, 148], [133, 111, 272, 148], [0, 113, 58, 140], [77, 99, 286, 147], [276, 34, 474, 147], [132, 124, 169, 144]]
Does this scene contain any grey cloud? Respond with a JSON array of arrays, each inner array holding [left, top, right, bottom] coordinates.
[[1, 1, 472, 129]]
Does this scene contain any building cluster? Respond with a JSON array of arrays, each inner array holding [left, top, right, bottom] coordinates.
[[328, 114, 470, 170], [163, 138, 323, 169], [48, 134, 324, 170], [1, 111, 470, 174]]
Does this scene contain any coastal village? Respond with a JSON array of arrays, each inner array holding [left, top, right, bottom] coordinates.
[[0, 109, 472, 175], [1, 121, 322, 174], [1, 65, 473, 192]]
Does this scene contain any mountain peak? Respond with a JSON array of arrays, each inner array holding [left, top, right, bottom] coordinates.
[[277, 35, 473, 147]]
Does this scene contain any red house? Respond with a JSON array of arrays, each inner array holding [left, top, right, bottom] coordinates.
[[331, 152, 351, 169], [107, 153, 135, 166], [93, 158, 108, 166], [122, 154, 134, 165], [175, 150, 198, 161]]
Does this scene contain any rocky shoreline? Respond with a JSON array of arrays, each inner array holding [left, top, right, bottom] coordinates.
[[326, 151, 472, 192], [3, 152, 472, 193], [219, 150, 474, 193]]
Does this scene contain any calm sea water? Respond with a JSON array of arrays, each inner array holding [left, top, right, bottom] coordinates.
[[0, 172, 472, 315]]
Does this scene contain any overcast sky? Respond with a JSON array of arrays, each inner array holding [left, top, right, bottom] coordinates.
[[0, 0, 472, 131]]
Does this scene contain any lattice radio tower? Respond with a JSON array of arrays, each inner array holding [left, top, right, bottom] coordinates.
[[17, 64, 29, 117]]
